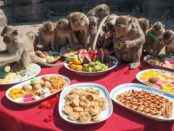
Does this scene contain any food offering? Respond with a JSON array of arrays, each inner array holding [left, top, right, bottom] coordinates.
[[35, 51, 61, 63], [64, 48, 118, 76], [60, 46, 76, 58], [6, 74, 70, 104], [110, 83, 174, 121], [0, 63, 41, 85], [136, 69, 174, 95], [144, 55, 174, 71], [59, 83, 113, 124]]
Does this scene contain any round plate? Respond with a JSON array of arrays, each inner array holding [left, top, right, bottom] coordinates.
[[110, 83, 174, 121], [144, 55, 174, 72], [136, 69, 174, 97], [0, 63, 41, 85], [6, 74, 70, 105], [59, 83, 113, 125], [63, 56, 118, 76]]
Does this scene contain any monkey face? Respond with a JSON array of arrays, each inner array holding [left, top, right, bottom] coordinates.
[[56, 19, 69, 30], [2, 29, 18, 44], [152, 22, 165, 36], [115, 16, 132, 37], [70, 13, 89, 30], [162, 30, 174, 45], [43, 21, 55, 33], [89, 16, 98, 32]]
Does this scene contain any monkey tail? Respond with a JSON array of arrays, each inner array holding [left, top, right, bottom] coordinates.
[[92, 15, 110, 50], [31, 54, 63, 67]]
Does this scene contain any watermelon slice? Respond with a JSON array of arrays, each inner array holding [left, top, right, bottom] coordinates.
[[78, 49, 92, 63], [97, 48, 104, 62]]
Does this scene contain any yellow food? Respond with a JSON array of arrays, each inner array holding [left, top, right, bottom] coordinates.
[[9, 88, 24, 99]]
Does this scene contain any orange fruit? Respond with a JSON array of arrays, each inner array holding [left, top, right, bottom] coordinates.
[[75, 65, 83, 71], [70, 64, 77, 70], [69, 61, 74, 65], [73, 59, 81, 65]]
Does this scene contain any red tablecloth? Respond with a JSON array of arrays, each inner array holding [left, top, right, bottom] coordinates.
[[0, 62, 174, 131]]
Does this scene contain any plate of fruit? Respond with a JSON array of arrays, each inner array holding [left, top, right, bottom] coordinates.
[[144, 55, 174, 71], [6, 74, 70, 105], [35, 51, 61, 64], [0, 63, 41, 85], [136, 69, 174, 96], [64, 48, 118, 76], [59, 83, 113, 124]]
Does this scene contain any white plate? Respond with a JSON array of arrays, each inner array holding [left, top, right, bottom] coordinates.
[[136, 69, 174, 97], [144, 55, 174, 72], [0, 63, 41, 85], [6, 74, 70, 105], [59, 83, 113, 125], [110, 83, 174, 121], [63, 56, 118, 76]]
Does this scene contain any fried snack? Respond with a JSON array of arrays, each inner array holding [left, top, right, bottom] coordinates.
[[63, 88, 107, 122], [116, 89, 173, 118]]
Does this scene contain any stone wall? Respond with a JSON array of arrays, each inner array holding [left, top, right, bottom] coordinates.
[[0, 0, 174, 25]]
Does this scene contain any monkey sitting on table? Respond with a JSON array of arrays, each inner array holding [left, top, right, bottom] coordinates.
[[0, 26, 59, 69], [113, 15, 145, 69], [144, 21, 165, 55]]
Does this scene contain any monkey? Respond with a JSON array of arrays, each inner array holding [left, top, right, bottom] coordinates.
[[88, 16, 99, 47], [138, 18, 150, 35], [113, 15, 145, 69], [87, 4, 110, 22], [0, 26, 60, 68], [36, 21, 56, 51], [162, 30, 174, 55], [92, 14, 119, 50], [102, 14, 119, 49], [69, 12, 90, 49], [144, 21, 165, 55], [54, 18, 78, 51]]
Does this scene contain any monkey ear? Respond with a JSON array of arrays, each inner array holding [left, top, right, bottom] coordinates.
[[1, 26, 9, 37], [12, 30, 18, 36]]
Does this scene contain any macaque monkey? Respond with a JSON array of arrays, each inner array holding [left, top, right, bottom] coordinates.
[[69, 12, 89, 49], [92, 14, 118, 50], [113, 15, 145, 69], [36, 21, 56, 51], [145, 21, 165, 55], [102, 14, 119, 49], [162, 30, 174, 55], [0, 26, 59, 68], [88, 16, 99, 47], [87, 4, 110, 21], [138, 18, 150, 34], [54, 18, 78, 50]]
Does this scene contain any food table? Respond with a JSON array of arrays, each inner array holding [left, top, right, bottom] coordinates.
[[0, 62, 174, 131]]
